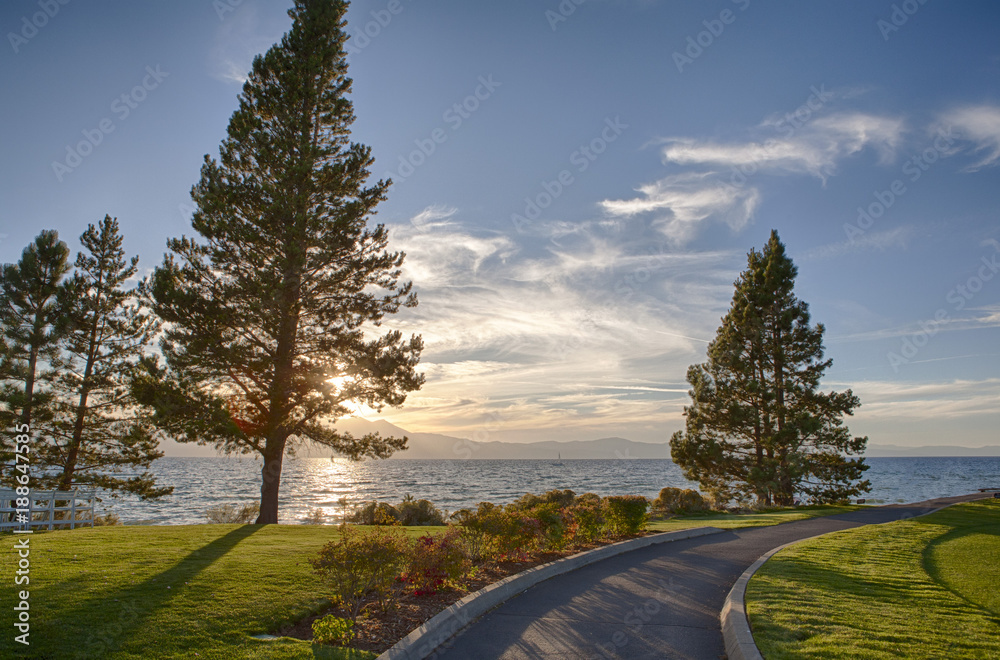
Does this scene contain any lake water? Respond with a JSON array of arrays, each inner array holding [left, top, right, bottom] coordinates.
[[99, 456, 1000, 525]]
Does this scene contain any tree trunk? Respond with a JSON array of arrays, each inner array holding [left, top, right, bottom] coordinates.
[[773, 324, 794, 505], [58, 292, 102, 492], [256, 244, 303, 524], [256, 436, 287, 524], [20, 345, 39, 427], [58, 386, 91, 491]]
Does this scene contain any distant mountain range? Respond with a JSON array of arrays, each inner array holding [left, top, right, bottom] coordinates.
[[326, 418, 670, 459], [161, 417, 1000, 459], [330, 420, 1000, 459]]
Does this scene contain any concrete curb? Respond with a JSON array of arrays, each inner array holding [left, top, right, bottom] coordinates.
[[721, 498, 982, 660], [721, 535, 818, 660], [377, 526, 725, 660]]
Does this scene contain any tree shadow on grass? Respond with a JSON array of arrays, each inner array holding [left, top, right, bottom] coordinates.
[[761, 554, 924, 605], [33, 524, 264, 658], [922, 523, 1000, 620]]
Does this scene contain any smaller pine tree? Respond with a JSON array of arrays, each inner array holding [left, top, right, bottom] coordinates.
[[37, 217, 171, 500], [670, 230, 870, 506], [0, 230, 73, 484]]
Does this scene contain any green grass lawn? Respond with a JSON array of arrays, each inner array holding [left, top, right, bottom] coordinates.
[[647, 503, 863, 532], [746, 499, 1000, 659], [1, 524, 444, 659], [0, 504, 867, 659]]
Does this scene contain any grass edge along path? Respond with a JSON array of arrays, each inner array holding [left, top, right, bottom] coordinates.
[[746, 499, 1000, 659], [646, 503, 862, 532], [0, 504, 859, 659]]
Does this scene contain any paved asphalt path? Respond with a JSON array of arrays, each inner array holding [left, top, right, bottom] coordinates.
[[430, 493, 988, 660]]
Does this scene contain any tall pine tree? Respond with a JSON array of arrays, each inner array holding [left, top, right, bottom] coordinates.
[[137, 0, 423, 524], [670, 230, 870, 505], [37, 217, 170, 499], [0, 230, 72, 484]]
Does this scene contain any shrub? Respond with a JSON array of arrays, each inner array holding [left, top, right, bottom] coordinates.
[[92, 511, 122, 526], [454, 502, 533, 562], [451, 507, 488, 562], [567, 502, 604, 543], [403, 527, 470, 595], [301, 508, 326, 525], [526, 502, 571, 551], [311, 525, 410, 622], [397, 495, 446, 526], [653, 487, 706, 514], [312, 615, 354, 646], [603, 495, 649, 537], [347, 501, 400, 526], [205, 502, 259, 524], [511, 489, 576, 511]]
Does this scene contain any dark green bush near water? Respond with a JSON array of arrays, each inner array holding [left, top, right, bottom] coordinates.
[[510, 488, 577, 510], [347, 495, 445, 526], [652, 487, 707, 514]]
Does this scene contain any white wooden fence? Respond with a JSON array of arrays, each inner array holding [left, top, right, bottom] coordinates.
[[0, 489, 95, 531]]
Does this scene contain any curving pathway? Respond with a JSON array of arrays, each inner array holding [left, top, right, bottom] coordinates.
[[428, 493, 986, 660]]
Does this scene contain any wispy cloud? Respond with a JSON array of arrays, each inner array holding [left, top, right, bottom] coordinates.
[[838, 378, 1000, 420], [939, 104, 1000, 170], [599, 110, 905, 246], [660, 112, 905, 180], [600, 172, 760, 245], [382, 214, 741, 440], [410, 204, 458, 229]]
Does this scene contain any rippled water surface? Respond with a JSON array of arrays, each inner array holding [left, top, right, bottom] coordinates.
[[98, 456, 1000, 525]]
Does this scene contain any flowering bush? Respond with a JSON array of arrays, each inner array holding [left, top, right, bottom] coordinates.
[[403, 527, 470, 595], [310, 525, 410, 621]]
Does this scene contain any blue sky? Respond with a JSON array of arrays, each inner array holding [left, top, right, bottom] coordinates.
[[2, 0, 999, 452]]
